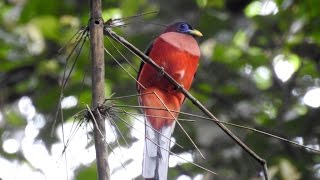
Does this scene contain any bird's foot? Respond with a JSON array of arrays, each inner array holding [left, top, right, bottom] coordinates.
[[175, 84, 184, 91], [158, 67, 165, 77]]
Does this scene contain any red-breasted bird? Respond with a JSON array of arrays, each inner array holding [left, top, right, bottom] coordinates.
[[137, 22, 202, 180]]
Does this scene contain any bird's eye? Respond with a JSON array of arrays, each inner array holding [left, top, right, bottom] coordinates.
[[178, 23, 190, 32]]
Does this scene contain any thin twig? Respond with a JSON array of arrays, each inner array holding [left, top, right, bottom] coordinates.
[[114, 113, 217, 175], [113, 103, 320, 153], [86, 105, 127, 172], [151, 90, 206, 159], [111, 106, 184, 149]]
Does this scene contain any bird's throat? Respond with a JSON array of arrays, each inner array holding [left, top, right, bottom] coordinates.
[[159, 32, 200, 57]]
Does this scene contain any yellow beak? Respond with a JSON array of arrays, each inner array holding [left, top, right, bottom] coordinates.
[[188, 29, 203, 37]]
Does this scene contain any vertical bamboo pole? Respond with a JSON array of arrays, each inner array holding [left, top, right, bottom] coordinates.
[[89, 0, 109, 179]]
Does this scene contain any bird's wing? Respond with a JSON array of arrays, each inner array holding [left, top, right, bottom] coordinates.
[[136, 42, 154, 92]]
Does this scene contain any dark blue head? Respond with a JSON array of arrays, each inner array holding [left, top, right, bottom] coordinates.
[[164, 22, 203, 37]]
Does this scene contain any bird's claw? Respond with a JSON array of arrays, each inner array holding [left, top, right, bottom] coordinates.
[[175, 84, 184, 91], [158, 67, 165, 77]]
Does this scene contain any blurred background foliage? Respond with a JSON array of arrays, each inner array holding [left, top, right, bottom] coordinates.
[[1, 0, 320, 179]]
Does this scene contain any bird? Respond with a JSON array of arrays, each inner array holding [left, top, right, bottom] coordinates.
[[136, 22, 202, 180]]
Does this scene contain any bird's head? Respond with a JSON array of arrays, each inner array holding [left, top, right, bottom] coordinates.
[[164, 22, 203, 37]]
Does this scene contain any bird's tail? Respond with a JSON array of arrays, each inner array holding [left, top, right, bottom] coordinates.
[[143, 120, 176, 180], [140, 88, 180, 180]]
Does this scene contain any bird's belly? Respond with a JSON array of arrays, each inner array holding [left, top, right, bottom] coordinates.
[[152, 51, 198, 91], [137, 37, 200, 93], [173, 69, 186, 81]]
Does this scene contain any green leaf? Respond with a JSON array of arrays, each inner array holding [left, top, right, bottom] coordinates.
[[253, 66, 272, 90], [279, 159, 301, 180], [244, 1, 262, 17], [76, 165, 97, 180], [4, 108, 25, 127], [30, 16, 60, 40]]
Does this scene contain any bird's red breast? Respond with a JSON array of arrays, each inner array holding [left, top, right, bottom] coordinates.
[[137, 31, 200, 130]]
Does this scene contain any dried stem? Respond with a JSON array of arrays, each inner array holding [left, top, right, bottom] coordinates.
[[89, 0, 109, 179]]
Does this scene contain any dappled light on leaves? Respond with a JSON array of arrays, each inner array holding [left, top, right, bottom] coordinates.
[[245, 0, 278, 17], [303, 88, 320, 108], [292, 136, 304, 145], [102, 8, 123, 22], [253, 66, 272, 90], [61, 96, 78, 109], [18, 96, 36, 121], [273, 54, 299, 82], [3, 138, 19, 154], [314, 164, 320, 179], [177, 174, 192, 180], [0, 157, 45, 180], [0, 112, 3, 127], [169, 152, 194, 168]]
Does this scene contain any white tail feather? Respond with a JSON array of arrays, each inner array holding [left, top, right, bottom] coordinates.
[[143, 120, 176, 180]]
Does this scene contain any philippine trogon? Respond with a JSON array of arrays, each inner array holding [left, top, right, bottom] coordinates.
[[137, 22, 202, 180]]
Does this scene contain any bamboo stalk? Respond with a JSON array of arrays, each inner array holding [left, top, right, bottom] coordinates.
[[89, 0, 109, 179]]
